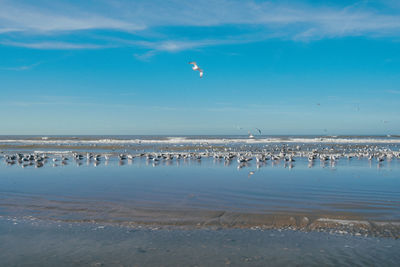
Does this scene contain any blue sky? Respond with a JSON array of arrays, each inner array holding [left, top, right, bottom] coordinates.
[[0, 0, 399, 135]]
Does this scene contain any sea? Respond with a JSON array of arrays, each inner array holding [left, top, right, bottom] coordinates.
[[0, 135, 399, 266]]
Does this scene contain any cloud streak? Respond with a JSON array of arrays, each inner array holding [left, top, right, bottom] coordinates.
[[0, 62, 41, 71], [0, 0, 143, 33], [1, 0, 400, 52], [0, 41, 110, 50]]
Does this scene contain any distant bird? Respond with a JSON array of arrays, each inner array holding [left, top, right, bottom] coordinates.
[[255, 128, 262, 135], [317, 103, 321, 106], [188, 62, 203, 78]]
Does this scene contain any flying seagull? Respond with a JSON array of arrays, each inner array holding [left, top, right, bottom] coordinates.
[[189, 62, 203, 78]]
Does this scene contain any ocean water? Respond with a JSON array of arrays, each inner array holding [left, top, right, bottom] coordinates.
[[1, 135, 399, 265]]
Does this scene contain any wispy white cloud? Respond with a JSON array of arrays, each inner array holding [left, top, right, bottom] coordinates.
[[133, 39, 244, 59], [101, 0, 400, 36], [1, 0, 400, 52], [0, 28, 23, 34], [0, 41, 110, 49], [0, 62, 41, 71], [0, 0, 143, 33], [150, 39, 253, 52]]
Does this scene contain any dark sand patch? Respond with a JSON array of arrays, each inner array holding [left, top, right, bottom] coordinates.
[[1, 195, 399, 238], [1, 217, 400, 267]]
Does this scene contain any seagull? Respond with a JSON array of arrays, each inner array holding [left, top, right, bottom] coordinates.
[[189, 62, 203, 78], [248, 171, 255, 178]]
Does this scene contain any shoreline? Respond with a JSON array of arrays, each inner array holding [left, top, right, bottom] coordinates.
[[1, 205, 399, 238], [1, 217, 399, 266]]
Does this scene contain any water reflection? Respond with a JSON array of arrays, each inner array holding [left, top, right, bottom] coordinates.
[[1, 151, 400, 227], [320, 161, 328, 168], [237, 162, 251, 169], [271, 160, 280, 167], [330, 161, 336, 168], [256, 162, 266, 169], [164, 160, 173, 166], [377, 162, 383, 169]]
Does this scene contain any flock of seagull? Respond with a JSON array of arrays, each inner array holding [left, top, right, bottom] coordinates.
[[2, 144, 399, 169]]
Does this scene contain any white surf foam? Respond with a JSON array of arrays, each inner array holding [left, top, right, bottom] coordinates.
[[1, 137, 400, 145]]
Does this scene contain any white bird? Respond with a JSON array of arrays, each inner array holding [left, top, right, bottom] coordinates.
[[189, 62, 203, 78]]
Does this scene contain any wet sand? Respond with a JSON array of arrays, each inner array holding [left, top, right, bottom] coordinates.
[[1, 200, 400, 238], [1, 217, 399, 267]]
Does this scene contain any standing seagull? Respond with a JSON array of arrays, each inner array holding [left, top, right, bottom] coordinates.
[[189, 62, 203, 78]]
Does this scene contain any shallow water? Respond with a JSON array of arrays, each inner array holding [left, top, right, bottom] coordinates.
[[1, 156, 399, 228]]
